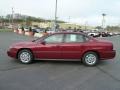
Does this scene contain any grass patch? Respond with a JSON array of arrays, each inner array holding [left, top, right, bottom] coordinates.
[[0, 29, 13, 32]]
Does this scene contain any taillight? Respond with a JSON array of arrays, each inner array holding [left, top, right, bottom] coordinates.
[[106, 43, 113, 50]]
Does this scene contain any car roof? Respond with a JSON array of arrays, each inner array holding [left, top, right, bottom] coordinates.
[[48, 32, 94, 39], [51, 32, 86, 35]]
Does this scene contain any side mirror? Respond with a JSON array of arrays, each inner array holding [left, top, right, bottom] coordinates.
[[41, 41, 46, 45]]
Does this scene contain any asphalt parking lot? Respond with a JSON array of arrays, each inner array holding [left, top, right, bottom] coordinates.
[[0, 32, 120, 90]]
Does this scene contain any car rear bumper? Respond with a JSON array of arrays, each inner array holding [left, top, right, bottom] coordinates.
[[100, 50, 116, 60]]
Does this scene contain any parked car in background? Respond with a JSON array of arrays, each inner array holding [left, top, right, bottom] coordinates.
[[7, 32, 115, 66], [18, 27, 22, 31], [24, 27, 29, 32], [99, 32, 111, 37], [32, 28, 45, 33], [46, 29, 55, 33], [113, 32, 120, 36], [88, 31, 100, 37]]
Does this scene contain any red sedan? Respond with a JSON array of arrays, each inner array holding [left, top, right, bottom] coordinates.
[[7, 32, 116, 66]]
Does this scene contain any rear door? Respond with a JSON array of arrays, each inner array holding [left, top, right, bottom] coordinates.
[[60, 33, 85, 59]]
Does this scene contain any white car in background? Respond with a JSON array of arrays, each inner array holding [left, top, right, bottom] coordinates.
[[88, 32, 100, 37], [47, 29, 55, 33], [24, 28, 29, 32], [18, 28, 22, 31]]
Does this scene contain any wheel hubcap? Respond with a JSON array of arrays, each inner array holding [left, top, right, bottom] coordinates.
[[85, 54, 96, 65], [20, 52, 31, 63]]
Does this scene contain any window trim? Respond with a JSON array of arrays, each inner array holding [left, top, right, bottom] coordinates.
[[83, 35, 91, 42]]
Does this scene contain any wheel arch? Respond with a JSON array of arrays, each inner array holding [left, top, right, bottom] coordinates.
[[82, 50, 100, 60], [16, 48, 34, 59]]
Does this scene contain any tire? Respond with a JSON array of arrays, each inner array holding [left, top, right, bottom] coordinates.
[[18, 49, 33, 64], [82, 52, 99, 66]]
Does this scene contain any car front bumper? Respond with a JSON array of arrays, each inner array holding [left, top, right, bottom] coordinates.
[[7, 50, 17, 58]]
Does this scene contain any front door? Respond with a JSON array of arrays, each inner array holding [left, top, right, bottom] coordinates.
[[36, 34, 64, 59]]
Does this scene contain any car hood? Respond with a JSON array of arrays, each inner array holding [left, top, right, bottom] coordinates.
[[12, 41, 36, 47]]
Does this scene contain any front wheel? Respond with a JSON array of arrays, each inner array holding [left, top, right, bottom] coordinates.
[[82, 52, 99, 66], [18, 49, 33, 64]]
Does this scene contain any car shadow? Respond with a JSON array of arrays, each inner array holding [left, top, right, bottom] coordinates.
[[97, 60, 114, 66], [34, 60, 82, 66], [9, 58, 112, 67]]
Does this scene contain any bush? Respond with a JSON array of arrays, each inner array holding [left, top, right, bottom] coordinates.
[[0, 29, 12, 32]]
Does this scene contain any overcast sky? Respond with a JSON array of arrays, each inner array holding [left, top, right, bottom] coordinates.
[[0, 0, 120, 26]]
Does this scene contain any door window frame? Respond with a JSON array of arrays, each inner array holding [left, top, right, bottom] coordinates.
[[43, 34, 64, 44]]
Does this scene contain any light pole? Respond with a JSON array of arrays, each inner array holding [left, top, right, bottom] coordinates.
[[102, 13, 106, 31], [54, 0, 58, 32], [11, 7, 14, 29], [84, 21, 88, 30], [0, 16, 3, 27], [68, 16, 71, 23]]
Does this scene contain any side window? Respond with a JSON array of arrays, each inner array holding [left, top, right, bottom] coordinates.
[[65, 34, 84, 43], [44, 34, 63, 43]]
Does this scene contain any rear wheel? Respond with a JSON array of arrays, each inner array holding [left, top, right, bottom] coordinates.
[[18, 49, 33, 64], [82, 52, 99, 66]]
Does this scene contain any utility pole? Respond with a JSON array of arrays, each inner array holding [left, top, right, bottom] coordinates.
[[0, 16, 2, 27], [0, 16, 1, 25], [102, 13, 106, 31], [12, 7, 14, 29], [54, 0, 58, 32], [9, 15, 11, 26], [68, 16, 71, 23], [24, 16, 27, 26], [84, 21, 88, 30]]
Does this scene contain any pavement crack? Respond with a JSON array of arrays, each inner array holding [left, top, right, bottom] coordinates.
[[96, 66, 120, 82], [0, 66, 27, 72]]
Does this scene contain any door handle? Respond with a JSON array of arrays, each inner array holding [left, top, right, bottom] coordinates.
[[56, 45, 60, 47], [51, 45, 60, 48]]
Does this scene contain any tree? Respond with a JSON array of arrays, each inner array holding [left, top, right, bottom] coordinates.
[[95, 26, 102, 30], [106, 26, 120, 31]]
